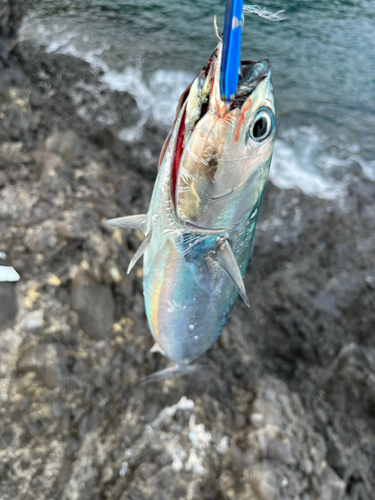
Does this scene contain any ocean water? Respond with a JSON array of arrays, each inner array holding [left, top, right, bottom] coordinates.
[[21, 0, 375, 198]]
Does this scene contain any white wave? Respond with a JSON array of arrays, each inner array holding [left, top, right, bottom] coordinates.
[[270, 126, 368, 199], [101, 66, 192, 140], [271, 141, 346, 200], [102, 67, 192, 126]]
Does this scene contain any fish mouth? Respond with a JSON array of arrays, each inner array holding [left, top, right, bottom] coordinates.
[[240, 59, 271, 88], [229, 59, 271, 109]]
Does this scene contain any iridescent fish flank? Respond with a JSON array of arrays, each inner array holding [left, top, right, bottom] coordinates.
[[107, 15, 277, 380]]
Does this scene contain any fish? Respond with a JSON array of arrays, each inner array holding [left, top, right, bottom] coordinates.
[[107, 17, 277, 381]]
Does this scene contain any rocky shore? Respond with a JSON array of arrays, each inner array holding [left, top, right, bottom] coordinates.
[[0, 13, 375, 500]]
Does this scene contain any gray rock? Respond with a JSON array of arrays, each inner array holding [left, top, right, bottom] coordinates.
[[0, 141, 23, 161], [0, 82, 32, 141], [45, 131, 89, 161], [29, 88, 45, 108], [91, 126, 125, 159], [32, 150, 64, 182], [322, 343, 375, 417], [0, 0, 27, 63], [312, 293, 340, 317], [101, 90, 140, 130], [24, 224, 56, 253], [0, 282, 18, 327], [70, 271, 115, 340], [16, 343, 60, 388], [247, 467, 278, 500], [55, 216, 83, 240]]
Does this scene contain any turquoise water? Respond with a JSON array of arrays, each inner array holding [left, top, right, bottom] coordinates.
[[22, 0, 375, 197]]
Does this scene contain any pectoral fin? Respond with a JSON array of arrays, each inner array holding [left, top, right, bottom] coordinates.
[[213, 239, 250, 307], [106, 214, 147, 235], [127, 230, 152, 274]]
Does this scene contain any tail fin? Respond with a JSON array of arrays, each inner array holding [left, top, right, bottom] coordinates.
[[138, 364, 209, 385]]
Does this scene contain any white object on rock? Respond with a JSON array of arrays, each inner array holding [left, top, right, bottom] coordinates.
[[0, 266, 20, 282]]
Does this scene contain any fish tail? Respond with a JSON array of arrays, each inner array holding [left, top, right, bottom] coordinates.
[[138, 364, 209, 385]]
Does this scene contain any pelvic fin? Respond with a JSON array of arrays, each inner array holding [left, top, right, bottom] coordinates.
[[127, 230, 152, 275], [106, 214, 147, 235], [214, 239, 250, 307]]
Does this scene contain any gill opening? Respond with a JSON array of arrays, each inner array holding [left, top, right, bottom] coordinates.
[[170, 57, 215, 207]]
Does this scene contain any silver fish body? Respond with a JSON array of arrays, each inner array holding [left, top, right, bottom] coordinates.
[[107, 39, 276, 373]]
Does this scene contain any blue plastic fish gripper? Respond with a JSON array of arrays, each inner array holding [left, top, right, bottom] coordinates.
[[220, 0, 244, 103]]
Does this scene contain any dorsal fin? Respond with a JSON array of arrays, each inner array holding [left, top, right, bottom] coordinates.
[[211, 239, 250, 307], [106, 214, 147, 235], [127, 230, 152, 275]]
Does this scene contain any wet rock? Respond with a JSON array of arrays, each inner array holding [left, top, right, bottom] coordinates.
[[32, 150, 64, 182], [322, 343, 375, 417], [24, 224, 56, 253], [45, 131, 89, 161], [0, 282, 18, 327], [90, 126, 125, 159], [247, 467, 278, 500], [16, 343, 60, 388], [0, 141, 23, 161], [320, 475, 346, 500], [101, 466, 114, 484], [312, 293, 340, 317], [253, 424, 295, 465], [55, 214, 83, 240], [0, 0, 27, 63], [29, 88, 45, 108], [70, 271, 115, 340], [101, 90, 140, 130], [117, 174, 146, 212], [0, 83, 32, 141]]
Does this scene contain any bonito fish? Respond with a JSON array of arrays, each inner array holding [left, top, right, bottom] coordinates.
[[107, 15, 277, 380]]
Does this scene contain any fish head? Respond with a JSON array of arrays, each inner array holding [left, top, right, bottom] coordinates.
[[170, 43, 275, 232]]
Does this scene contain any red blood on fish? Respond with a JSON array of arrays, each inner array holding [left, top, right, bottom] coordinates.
[[158, 84, 191, 170], [234, 97, 252, 143], [171, 107, 186, 205]]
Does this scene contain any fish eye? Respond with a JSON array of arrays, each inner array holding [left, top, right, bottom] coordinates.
[[249, 108, 274, 142]]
